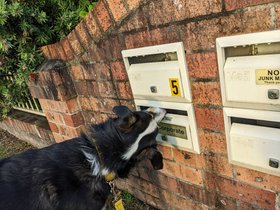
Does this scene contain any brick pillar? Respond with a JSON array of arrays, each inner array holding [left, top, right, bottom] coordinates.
[[27, 60, 84, 142]]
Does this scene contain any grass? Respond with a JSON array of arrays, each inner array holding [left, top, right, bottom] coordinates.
[[0, 128, 157, 210]]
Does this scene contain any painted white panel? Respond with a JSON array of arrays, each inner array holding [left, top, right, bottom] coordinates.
[[128, 61, 184, 99], [224, 54, 280, 104], [230, 123, 280, 175]]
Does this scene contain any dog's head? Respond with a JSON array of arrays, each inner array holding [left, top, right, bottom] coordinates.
[[112, 106, 166, 170]]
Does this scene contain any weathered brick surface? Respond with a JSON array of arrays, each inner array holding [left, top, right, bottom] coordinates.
[[125, 25, 180, 49], [95, 0, 112, 32], [110, 61, 128, 80], [234, 166, 280, 192], [84, 12, 102, 40], [67, 31, 84, 56], [224, 0, 279, 11], [62, 112, 84, 127], [106, 0, 128, 22], [74, 22, 92, 50], [195, 107, 224, 131], [205, 173, 276, 210], [119, 8, 148, 32], [276, 5, 280, 29], [192, 82, 222, 106], [60, 38, 74, 61], [41, 46, 51, 59], [205, 154, 233, 177], [126, 0, 142, 10], [186, 52, 218, 79], [173, 148, 206, 169], [115, 81, 133, 99], [146, 0, 222, 26], [198, 130, 227, 154]]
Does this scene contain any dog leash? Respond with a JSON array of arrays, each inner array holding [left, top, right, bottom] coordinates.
[[94, 141, 125, 210]]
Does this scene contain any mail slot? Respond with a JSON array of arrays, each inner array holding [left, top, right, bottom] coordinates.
[[224, 54, 280, 105]]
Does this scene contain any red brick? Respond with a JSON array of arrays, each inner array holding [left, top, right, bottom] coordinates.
[[86, 81, 99, 97], [41, 46, 51, 59], [67, 30, 84, 56], [108, 36, 123, 60], [237, 201, 260, 210], [275, 5, 280, 29], [125, 25, 180, 49], [220, 8, 271, 36], [78, 96, 92, 111], [89, 97, 104, 112], [192, 82, 222, 106], [161, 189, 202, 210], [157, 145, 173, 160], [69, 64, 85, 80], [186, 52, 218, 79], [119, 9, 148, 32], [115, 82, 133, 99], [65, 98, 80, 113], [56, 42, 67, 61], [144, 193, 165, 210], [101, 98, 120, 113], [56, 124, 82, 138], [234, 166, 280, 192], [225, 0, 279, 11], [126, 0, 142, 10], [47, 44, 59, 59], [147, 0, 222, 26], [48, 122, 59, 133], [62, 112, 84, 127], [98, 81, 117, 98], [45, 111, 64, 125], [152, 171, 180, 193], [173, 148, 205, 169], [138, 179, 160, 198], [106, 0, 127, 22], [110, 61, 127, 80], [205, 173, 276, 210], [161, 160, 203, 186], [181, 18, 220, 52], [95, 0, 112, 32], [74, 22, 92, 50], [52, 132, 67, 143], [84, 12, 102, 40], [205, 154, 233, 177], [74, 81, 88, 96], [119, 100, 135, 111], [198, 129, 227, 154], [195, 107, 225, 131], [61, 38, 74, 61], [83, 63, 111, 80]]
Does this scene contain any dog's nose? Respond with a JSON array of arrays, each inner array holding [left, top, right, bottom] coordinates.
[[146, 107, 166, 122]]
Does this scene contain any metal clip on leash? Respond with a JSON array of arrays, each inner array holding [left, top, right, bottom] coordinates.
[[108, 181, 125, 210]]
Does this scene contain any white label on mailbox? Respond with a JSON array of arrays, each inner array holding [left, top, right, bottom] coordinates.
[[256, 69, 280, 85]]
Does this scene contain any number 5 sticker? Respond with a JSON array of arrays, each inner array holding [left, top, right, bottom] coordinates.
[[169, 78, 181, 97]]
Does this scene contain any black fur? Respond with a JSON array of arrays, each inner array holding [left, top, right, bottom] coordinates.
[[0, 106, 165, 210]]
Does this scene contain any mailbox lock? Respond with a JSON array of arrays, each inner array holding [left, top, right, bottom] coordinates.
[[150, 86, 157, 93], [267, 89, 279, 100], [269, 158, 279, 168]]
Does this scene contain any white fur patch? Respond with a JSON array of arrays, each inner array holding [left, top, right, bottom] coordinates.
[[122, 119, 158, 160], [122, 108, 166, 160], [82, 150, 100, 176]]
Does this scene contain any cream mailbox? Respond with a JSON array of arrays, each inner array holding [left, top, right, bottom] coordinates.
[[122, 42, 200, 154], [217, 30, 280, 176]]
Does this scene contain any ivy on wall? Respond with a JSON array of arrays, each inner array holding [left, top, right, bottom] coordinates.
[[0, 0, 97, 119]]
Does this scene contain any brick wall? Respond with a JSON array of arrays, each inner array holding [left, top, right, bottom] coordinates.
[[29, 0, 280, 209]]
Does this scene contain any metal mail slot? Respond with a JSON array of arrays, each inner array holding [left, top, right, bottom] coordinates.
[[157, 113, 193, 151]]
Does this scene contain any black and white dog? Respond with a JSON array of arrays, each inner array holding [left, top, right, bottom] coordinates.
[[0, 106, 166, 210]]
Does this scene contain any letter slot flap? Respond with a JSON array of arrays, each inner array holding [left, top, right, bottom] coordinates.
[[224, 54, 280, 105], [127, 61, 184, 100], [230, 123, 280, 175]]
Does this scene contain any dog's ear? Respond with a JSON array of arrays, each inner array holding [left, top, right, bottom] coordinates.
[[113, 106, 137, 132]]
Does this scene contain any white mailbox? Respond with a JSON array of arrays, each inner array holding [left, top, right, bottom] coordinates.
[[217, 30, 280, 176], [122, 42, 200, 154], [224, 108, 280, 176]]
